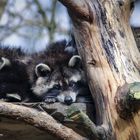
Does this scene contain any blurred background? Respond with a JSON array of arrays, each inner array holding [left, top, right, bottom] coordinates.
[[0, 0, 70, 53], [0, 0, 139, 53]]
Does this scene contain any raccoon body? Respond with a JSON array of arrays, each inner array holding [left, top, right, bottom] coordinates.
[[0, 46, 32, 101], [0, 40, 90, 105]]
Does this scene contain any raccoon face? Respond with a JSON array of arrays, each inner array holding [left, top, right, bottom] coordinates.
[[57, 66, 84, 105], [32, 55, 87, 105]]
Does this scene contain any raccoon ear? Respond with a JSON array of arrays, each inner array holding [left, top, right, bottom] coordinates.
[[0, 57, 11, 70], [68, 55, 81, 68], [35, 63, 51, 77]]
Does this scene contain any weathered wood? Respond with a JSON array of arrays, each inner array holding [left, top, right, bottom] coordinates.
[[0, 117, 55, 140], [66, 106, 98, 139], [58, 0, 140, 139], [0, 101, 88, 140], [15, 102, 95, 123], [115, 82, 140, 119], [0, 102, 95, 140]]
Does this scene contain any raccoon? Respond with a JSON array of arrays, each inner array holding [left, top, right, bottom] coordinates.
[[0, 46, 32, 101], [0, 40, 91, 105], [28, 40, 90, 105]]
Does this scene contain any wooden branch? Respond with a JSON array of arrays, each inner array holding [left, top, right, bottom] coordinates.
[[14, 102, 94, 123], [58, 0, 92, 22], [65, 106, 110, 140], [0, 101, 88, 140], [115, 82, 140, 119], [13, 102, 110, 139]]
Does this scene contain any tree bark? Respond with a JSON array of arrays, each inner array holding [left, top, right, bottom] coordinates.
[[58, 0, 140, 139], [0, 101, 87, 140]]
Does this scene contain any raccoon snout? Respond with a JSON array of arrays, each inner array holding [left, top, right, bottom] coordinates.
[[64, 96, 73, 105]]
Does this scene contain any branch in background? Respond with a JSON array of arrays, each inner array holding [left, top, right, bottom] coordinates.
[[0, 0, 7, 19], [58, 0, 92, 22], [34, 0, 49, 25], [0, 101, 88, 140], [34, 0, 57, 42], [49, 0, 57, 42]]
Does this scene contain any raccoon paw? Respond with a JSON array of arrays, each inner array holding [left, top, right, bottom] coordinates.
[[44, 97, 57, 103]]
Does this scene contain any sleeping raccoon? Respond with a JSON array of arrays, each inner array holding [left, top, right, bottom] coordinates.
[[27, 40, 90, 105], [0, 40, 91, 105], [0, 46, 31, 101]]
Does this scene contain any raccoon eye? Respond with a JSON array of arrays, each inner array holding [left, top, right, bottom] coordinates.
[[53, 84, 61, 90], [69, 81, 76, 87]]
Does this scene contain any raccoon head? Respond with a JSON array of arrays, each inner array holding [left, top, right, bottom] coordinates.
[[31, 55, 87, 105], [56, 55, 84, 105]]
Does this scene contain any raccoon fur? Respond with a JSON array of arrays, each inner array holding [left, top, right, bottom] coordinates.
[[0, 46, 32, 101], [0, 40, 90, 105], [28, 40, 90, 105]]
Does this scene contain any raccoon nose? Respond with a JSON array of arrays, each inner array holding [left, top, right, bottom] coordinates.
[[64, 96, 73, 105]]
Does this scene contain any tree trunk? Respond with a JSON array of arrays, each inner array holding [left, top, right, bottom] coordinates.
[[59, 0, 140, 139]]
